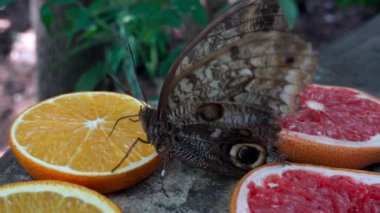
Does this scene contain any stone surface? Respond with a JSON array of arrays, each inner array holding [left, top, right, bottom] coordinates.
[[0, 151, 237, 213], [315, 15, 380, 97], [1, 14, 380, 213]]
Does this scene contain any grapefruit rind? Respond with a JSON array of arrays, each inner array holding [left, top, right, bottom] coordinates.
[[279, 84, 380, 169], [279, 132, 380, 169], [0, 180, 122, 212], [231, 163, 380, 213], [9, 92, 160, 193]]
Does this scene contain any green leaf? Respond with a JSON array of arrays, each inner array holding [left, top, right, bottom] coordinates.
[[156, 34, 168, 56], [126, 36, 140, 68], [144, 37, 159, 79], [106, 46, 127, 74], [40, 0, 77, 34], [158, 43, 184, 77], [155, 8, 182, 27], [188, 2, 208, 27], [173, 0, 207, 26], [129, 1, 161, 17], [0, 0, 15, 8], [64, 7, 94, 43], [123, 45, 144, 100], [40, 4, 54, 34], [277, 0, 298, 29], [66, 37, 108, 58], [89, 0, 108, 11], [75, 62, 105, 91]]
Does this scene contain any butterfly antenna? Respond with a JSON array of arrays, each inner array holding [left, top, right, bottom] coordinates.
[[106, 74, 132, 95], [106, 74, 148, 109], [111, 137, 148, 172], [127, 43, 148, 107]]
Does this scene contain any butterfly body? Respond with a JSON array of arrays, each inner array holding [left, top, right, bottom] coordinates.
[[138, 0, 317, 177]]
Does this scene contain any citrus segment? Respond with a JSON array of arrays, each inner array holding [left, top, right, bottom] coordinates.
[[282, 84, 380, 142], [231, 163, 380, 213], [0, 180, 121, 212], [10, 92, 160, 193], [278, 84, 380, 169]]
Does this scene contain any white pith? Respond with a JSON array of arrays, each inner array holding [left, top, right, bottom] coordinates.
[[85, 118, 105, 129], [236, 164, 380, 213], [10, 92, 157, 175], [306, 100, 324, 111], [0, 181, 119, 212], [285, 131, 380, 147]]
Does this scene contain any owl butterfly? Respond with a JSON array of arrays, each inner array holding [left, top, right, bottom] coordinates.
[[118, 0, 316, 177]]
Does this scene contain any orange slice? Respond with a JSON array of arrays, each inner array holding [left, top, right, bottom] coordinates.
[[0, 180, 121, 212], [279, 84, 380, 169], [10, 92, 160, 193], [231, 163, 380, 213]]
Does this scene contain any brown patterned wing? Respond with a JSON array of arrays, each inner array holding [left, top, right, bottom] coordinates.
[[151, 0, 316, 175], [165, 32, 316, 117], [163, 32, 317, 175], [157, 0, 287, 117]]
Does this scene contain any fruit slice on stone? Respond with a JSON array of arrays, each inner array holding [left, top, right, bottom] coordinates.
[[279, 84, 380, 169], [10, 92, 160, 193], [0, 180, 121, 212], [231, 163, 380, 213]]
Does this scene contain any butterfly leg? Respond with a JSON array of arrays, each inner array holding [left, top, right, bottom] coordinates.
[[107, 114, 140, 139], [129, 117, 141, 122], [160, 148, 171, 198], [159, 158, 170, 198], [111, 137, 149, 172], [129, 106, 144, 122]]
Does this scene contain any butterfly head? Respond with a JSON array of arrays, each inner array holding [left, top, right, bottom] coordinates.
[[140, 106, 155, 134], [140, 106, 172, 155]]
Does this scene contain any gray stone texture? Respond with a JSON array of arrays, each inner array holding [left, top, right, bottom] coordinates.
[[1, 14, 380, 213], [315, 15, 380, 97]]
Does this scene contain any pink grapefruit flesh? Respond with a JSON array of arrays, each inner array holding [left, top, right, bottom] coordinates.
[[232, 163, 380, 213], [278, 84, 380, 169], [282, 84, 380, 142]]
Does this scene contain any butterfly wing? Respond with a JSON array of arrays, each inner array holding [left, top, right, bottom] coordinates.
[[157, 0, 287, 115], [162, 32, 316, 175], [153, 1, 316, 176]]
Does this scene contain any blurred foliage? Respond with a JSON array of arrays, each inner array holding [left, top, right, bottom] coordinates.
[[277, 0, 299, 29], [0, 0, 15, 8], [40, 0, 374, 99], [40, 0, 207, 99], [335, 0, 380, 8]]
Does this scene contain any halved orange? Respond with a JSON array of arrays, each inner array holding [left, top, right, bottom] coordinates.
[[279, 84, 380, 169], [231, 163, 380, 213], [10, 92, 160, 193], [0, 180, 121, 212]]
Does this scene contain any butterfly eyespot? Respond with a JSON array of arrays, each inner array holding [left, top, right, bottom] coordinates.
[[229, 144, 266, 170], [196, 103, 224, 121]]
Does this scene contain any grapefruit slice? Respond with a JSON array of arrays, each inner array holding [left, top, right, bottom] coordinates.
[[0, 180, 121, 212], [279, 84, 380, 169], [10, 92, 160, 193], [231, 163, 380, 213]]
